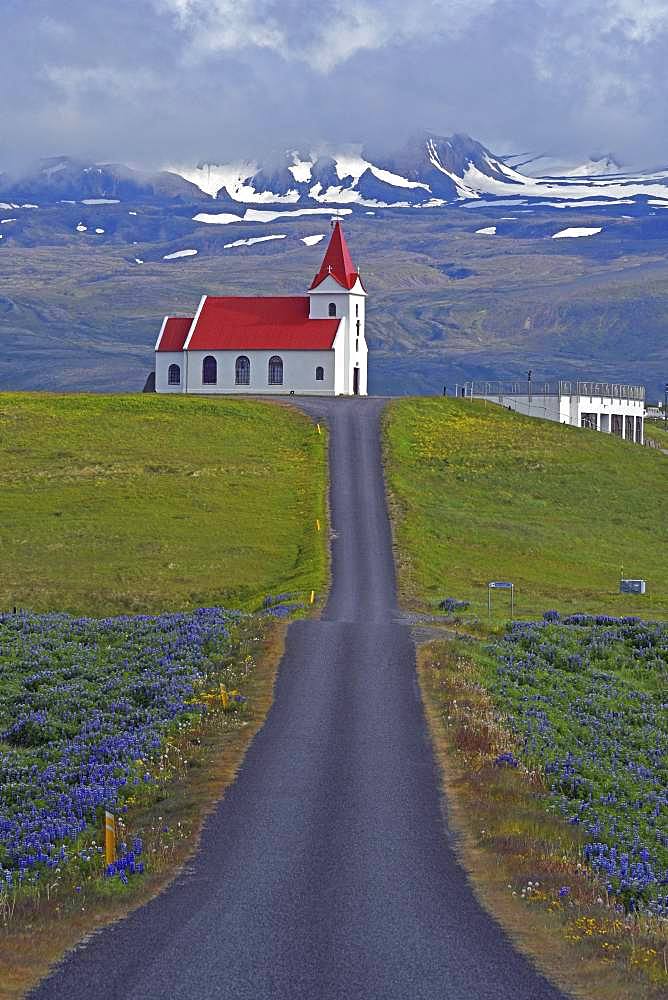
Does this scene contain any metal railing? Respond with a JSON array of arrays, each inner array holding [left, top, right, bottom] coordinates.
[[464, 380, 645, 402]]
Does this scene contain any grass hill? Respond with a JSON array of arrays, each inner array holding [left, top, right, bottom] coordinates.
[[645, 418, 668, 449], [384, 398, 668, 619], [0, 394, 327, 615]]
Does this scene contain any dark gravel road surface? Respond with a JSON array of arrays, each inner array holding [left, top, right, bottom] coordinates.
[[31, 397, 569, 1000]]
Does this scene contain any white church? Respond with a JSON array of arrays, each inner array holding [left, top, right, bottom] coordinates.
[[154, 222, 368, 396]]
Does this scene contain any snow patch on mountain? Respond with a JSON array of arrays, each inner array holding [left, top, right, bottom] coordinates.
[[301, 234, 326, 246], [309, 183, 362, 204], [192, 212, 243, 225], [169, 163, 251, 198], [552, 227, 603, 239], [288, 155, 314, 183], [170, 161, 300, 202], [224, 234, 286, 248], [475, 226, 497, 235], [163, 248, 198, 259], [334, 152, 429, 191], [244, 207, 352, 223]]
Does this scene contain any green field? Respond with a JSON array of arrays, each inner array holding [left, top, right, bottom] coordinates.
[[384, 398, 668, 619], [0, 394, 327, 615]]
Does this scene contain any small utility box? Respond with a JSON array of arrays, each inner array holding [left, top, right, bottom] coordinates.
[[620, 579, 646, 595]]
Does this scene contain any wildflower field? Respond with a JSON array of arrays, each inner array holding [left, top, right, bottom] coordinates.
[[0, 393, 327, 615], [0, 606, 261, 920], [420, 616, 668, 998], [383, 397, 668, 618], [487, 614, 667, 915]]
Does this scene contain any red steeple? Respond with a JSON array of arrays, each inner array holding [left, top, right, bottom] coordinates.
[[310, 221, 364, 291]]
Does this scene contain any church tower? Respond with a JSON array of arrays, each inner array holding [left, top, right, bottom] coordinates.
[[309, 221, 367, 395]]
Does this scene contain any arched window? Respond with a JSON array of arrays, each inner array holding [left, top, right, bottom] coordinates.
[[315, 366, 324, 381], [202, 355, 217, 385], [268, 355, 283, 386], [356, 303, 359, 317], [235, 355, 250, 386], [168, 363, 180, 385], [328, 302, 337, 317]]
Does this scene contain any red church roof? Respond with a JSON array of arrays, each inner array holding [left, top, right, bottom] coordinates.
[[179, 296, 339, 351], [310, 221, 365, 291], [156, 225, 364, 353], [156, 317, 193, 351]]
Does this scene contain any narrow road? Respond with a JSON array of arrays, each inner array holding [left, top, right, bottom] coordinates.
[[32, 398, 568, 1000]]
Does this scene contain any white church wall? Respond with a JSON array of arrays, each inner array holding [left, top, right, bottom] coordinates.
[[155, 352, 185, 393], [310, 279, 367, 395], [183, 350, 336, 395], [332, 324, 347, 395]]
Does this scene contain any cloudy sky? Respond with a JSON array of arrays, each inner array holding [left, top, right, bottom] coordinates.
[[4, 0, 668, 170]]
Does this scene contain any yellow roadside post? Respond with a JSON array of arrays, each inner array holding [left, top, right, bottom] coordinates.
[[104, 811, 116, 865], [316, 423, 321, 435], [309, 590, 315, 605], [220, 684, 230, 710], [316, 519, 321, 532]]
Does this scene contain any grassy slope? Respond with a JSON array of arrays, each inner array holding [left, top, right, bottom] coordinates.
[[384, 398, 667, 619], [645, 418, 668, 449], [0, 394, 327, 615]]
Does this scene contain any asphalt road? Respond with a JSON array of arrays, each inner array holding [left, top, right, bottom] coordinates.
[[31, 397, 569, 1000]]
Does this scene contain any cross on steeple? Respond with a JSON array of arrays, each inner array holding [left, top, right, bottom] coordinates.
[[310, 221, 364, 291]]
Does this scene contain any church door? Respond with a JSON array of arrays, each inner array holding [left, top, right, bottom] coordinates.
[[353, 367, 360, 395]]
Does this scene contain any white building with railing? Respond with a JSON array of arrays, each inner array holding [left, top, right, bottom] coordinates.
[[464, 379, 646, 444]]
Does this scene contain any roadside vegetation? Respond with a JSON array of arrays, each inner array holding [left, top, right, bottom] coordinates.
[[420, 618, 667, 1000], [0, 393, 327, 615], [385, 398, 667, 997], [0, 393, 327, 996], [383, 397, 668, 619], [0, 606, 287, 999]]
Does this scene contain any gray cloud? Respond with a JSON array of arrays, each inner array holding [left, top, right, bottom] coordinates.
[[3, 0, 668, 171]]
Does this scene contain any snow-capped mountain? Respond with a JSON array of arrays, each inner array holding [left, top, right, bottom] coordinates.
[[5, 133, 668, 213], [166, 132, 668, 210], [167, 133, 526, 206], [503, 152, 623, 178]]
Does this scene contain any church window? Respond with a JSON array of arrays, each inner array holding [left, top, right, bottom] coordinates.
[[315, 366, 324, 381], [356, 303, 359, 317], [235, 355, 250, 385], [168, 363, 181, 385], [268, 355, 283, 385], [202, 355, 217, 384], [328, 302, 337, 317]]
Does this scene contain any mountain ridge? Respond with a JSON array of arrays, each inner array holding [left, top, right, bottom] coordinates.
[[6, 132, 668, 210]]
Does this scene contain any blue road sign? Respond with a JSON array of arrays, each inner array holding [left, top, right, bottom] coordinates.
[[488, 581, 513, 589]]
